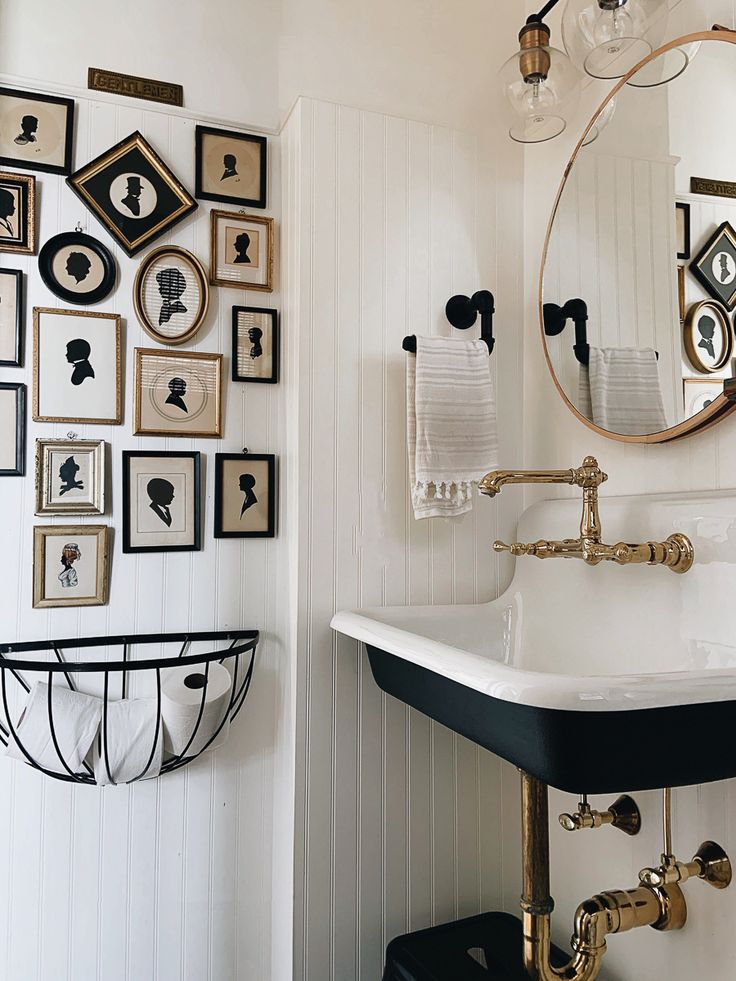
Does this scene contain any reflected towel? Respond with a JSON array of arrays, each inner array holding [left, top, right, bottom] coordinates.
[[407, 335, 498, 518], [93, 697, 163, 785], [578, 347, 667, 436]]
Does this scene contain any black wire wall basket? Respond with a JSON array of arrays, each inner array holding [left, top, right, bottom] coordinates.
[[0, 630, 258, 785]]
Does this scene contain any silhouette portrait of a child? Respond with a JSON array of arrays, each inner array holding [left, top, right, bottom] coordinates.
[[66, 338, 95, 386], [14, 115, 38, 146], [697, 315, 716, 361], [65, 251, 92, 284], [248, 326, 263, 359], [156, 267, 188, 325], [147, 477, 175, 527], [165, 377, 188, 413], [232, 232, 252, 264]]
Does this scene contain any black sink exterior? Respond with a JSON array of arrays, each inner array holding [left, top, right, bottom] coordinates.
[[367, 645, 736, 794]]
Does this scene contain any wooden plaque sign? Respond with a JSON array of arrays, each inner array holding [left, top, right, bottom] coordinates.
[[87, 68, 183, 107]]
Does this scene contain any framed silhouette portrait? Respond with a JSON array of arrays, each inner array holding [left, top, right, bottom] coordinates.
[[67, 131, 197, 257], [39, 232, 116, 306], [134, 347, 223, 438], [214, 452, 275, 539], [0, 172, 35, 255], [32, 524, 109, 609], [0, 268, 23, 366], [33, 307, 122, 424], [232, 306, 278, 383], [35, 438, 105, 515], [0, 87, 74, 175], [195, 126, 267, 208], [683, 378, 724, 417], [122, 450, 201, 553], [690, 222, 736, 311], [134, 245, 209, 345], [210, 210, 273, 291], [683, 300, 733, 374], [0, 382, 25, 476]]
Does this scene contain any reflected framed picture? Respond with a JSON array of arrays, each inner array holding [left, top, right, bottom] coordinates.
[[133, 245, 209, 345], [134, 347, 223, 438], [39, 231, 116, 305], [683, 377, 723, 417], [210, 209, 273, 291], [690, 221, 736, 310], [195, 126, 267, 208], [214, 452, 275, 539], [0, 382, 25, 476], [683, 300, 733, 374], [232, 305, 278, 383], [33, 307, 122, 424], [66, 131, 197, 257], [675, 202, 690, 261], [677, 264, 685, 323], [32, 524, 109, 609], [122, 450, 201, 553], [0, 87, 74, 175], [0, 172, 35, 255], [0, 268, 23, 365], [35, 438, 105, 515]]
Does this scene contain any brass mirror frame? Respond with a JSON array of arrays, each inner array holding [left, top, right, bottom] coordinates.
[[540, 29, 736, 444]]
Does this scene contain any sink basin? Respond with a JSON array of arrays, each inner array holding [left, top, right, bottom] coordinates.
[[331, 491, 736, 793]]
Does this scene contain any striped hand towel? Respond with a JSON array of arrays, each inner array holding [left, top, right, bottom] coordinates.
[[407, 335, 497, 519], [579, 347, 667, 436]]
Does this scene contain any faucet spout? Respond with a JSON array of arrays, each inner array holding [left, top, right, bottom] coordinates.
[[479, 456, 608, 498]]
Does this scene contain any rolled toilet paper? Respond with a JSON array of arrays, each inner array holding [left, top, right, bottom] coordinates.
[[93, 697, 163, 785], [161, 662, 232, 758]]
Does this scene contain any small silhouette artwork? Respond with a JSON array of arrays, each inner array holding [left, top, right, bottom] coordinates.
[[66, 251, 92, 284], [165, 376, 188, 413], [239, 473, 257, 518], [58, 456, 84, 496], [248, 327, 263, 359], [221, 153, 238, 181], [157, 267, 188, 325], [14, 114, 38, 146], [147, 477, 175, 527], [697, 316, 716, 361], [66, 338, 95, 385], [232, 232, 252, 264], [121, 175, 143, 216], [0, 187, 16, 237], [58, 542, 81, 589]]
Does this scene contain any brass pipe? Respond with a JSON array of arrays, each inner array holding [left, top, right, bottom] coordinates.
[[480, 469, 578, 498]]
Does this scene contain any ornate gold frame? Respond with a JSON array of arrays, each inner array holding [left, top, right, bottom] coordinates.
[[133, 245, 210, 345], [32, 307, 122, 424], [0, 172, 35, 255], [209, 209, 274, 291], [540, 29, 736, 444], [133, 346, 223, 438], [32, 524, 109, 608]]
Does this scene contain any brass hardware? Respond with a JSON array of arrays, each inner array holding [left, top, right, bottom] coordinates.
[[519, 22, 552, 82], [559, 794, 641, 836], [639, 842, 732, 891], [481, 456, 695, 574]]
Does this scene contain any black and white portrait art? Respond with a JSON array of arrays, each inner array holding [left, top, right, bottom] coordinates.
[[67, 131, 197, 257], [0, 87, 74, 175], [134, 348, 222, 437], [122, 451, 201, 552], [134, 246, 209, 344], [683, 378, 723, 417], [33, 308, 121, 424], [210, 210, 273, 291], [33, 525, 109, 608], [35, 438, 105, 514], [232, 306, 278, 383], [683, 300, 733, 374], [39, 232, 116, 305], [214, 453, 275, 538], [195, 126, 267, 208], [0, 172, 35, 255], [691, 222, 736, 311]]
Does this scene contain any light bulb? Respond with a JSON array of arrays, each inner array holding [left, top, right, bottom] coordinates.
[[593, 5, 635, 49], [521, 79, 557, 118]]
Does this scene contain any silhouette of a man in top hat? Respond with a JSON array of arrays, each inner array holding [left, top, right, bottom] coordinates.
[[14, 115, 38, 146], [121, 175, 143, 216]]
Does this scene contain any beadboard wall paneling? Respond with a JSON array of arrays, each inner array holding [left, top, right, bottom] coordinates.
[[283, 97, 524, 981], [0, 88, 291, 981]]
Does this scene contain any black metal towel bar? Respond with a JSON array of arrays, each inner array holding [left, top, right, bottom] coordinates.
[[543, 298, 659, 366], [403, 290, 495, 355]]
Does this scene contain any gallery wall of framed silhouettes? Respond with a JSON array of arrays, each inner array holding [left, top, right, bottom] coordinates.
[[0, 81, 280, 610]]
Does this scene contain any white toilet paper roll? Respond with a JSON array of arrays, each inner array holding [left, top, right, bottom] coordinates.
[[161, 662, 232, 757], [93, 697, 163, 785]]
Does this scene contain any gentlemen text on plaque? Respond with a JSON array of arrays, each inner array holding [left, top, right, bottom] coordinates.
[[691, 176, 736, 200], [87, 68, 183, 108]]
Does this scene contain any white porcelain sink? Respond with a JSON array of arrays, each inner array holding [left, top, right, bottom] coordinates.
[[331, 491, 736, 792]]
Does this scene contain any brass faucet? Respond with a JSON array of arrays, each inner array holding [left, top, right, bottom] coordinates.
[[479, 455, 694, 574]]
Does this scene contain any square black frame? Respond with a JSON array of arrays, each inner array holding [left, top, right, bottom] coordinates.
[[195, 126, 267, 209], [214, 452, 276, 539], [0, 382, 25, 476], [0, 87, 75, 176], [122, 450, 202, 553], [676, 201, 690, 261], [232, 306, 278, 383], [690, 221, 736, 310], [0, 268, 23, 366]]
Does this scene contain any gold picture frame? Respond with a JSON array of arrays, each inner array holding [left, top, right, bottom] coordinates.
[[209, 209, 273, 291], [133, 347, 223, 438], [133, 245, 210, 345], [677, 265, 686, 323], [683, 300, 733, 374], [683, 377, 724, 417], [33, 524, 109, 608], [33, 307, 122, 424], [35, 438, 105, 515], [0, 171, 35, 255]]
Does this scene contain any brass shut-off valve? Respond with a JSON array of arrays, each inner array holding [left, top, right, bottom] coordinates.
[[639, 841, 733, 891], [559, 794, 641, 836]]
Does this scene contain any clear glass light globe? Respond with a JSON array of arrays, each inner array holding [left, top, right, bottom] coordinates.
[[562, 0, 668, 79], [499, 43, 581, 144], [592, 5, 634, 48]]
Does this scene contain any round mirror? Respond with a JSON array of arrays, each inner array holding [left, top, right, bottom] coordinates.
[[541, 31, 736, 442]]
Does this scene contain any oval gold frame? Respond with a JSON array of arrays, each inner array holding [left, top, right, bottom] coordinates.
[[133, 245, 210, 346], [683, 300, 733, 373], [540, 29, 736, 444]]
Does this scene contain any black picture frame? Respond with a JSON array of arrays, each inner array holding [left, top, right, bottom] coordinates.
[[232, 306, 278, 383], [66, 131, 197, 257], [676, 202, 690, 261], [0, 86, 75, 176], [690, 221, 736, 310], [214, 452, 276, 539], [0, 268, 23, 366], [0, 382, 25, 476], [122, 450, 202, 553], [195, 126, 267, 208], [38, 231, 117, 306]]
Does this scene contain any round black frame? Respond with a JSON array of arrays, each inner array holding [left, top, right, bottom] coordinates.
[[38, 231, 117, 305]]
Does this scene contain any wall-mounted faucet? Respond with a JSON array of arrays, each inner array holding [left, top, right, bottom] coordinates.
[[479, 455, 694, 574]]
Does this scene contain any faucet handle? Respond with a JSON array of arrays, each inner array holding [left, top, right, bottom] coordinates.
[[570, 456, 608, 489], [493, 540, 532, 556]]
